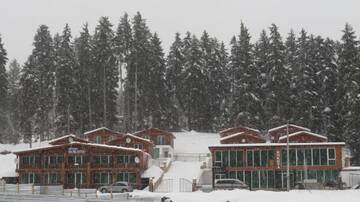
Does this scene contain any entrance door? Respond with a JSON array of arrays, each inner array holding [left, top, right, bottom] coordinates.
[[154, 148, 160, 158]]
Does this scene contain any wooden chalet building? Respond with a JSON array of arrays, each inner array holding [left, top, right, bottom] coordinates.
[[209, 125, 346, 190], [133, 128, 176, 158], [13, 135, 150, 189], [84, 127, 124, 144], [107, 133, 154, 155]]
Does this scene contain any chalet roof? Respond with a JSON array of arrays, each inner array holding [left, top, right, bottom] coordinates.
[[48, 134, 88, 145], [219, 126, 260, 134], [133, 128, 175, 138], [83, 127, 120, 135], [278, 131, 328, 141], [220, 132, 244, 141], [108, 133, 153, 145], [268, 124, 311, 133], [13, 141, 142, 155], [209, 142, 346, 149]]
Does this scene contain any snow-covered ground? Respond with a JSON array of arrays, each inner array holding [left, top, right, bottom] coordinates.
[[173, 131, 219, 153], [0, 141, 50, 178], [131, 189, 360, 202]]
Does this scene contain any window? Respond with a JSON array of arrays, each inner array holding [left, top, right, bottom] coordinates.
[[117, 172, 136, 183], [290, 149, 296, 166], [254, 151, 260, 167], [297, 149, 304, 166], [157, 135, 165, 145], [313, 149, 320, 165], [305, 149, 312, 166], [247, 151, 253, 166], [134, 144, 143, 150], [252, 171, 259, 189], [261, 150, 268, 167], [93, 172, 111, 184], [230, 151, 237, 167], [237, 171, 244, 181], [328, 148, 336, 165], [116, 155, 136, 164], [268, 150, 274, 166], [222, 151, 229, 167], [281, 149, 287, 166], [268, 171, 274, 188], [95, 136, 102, 144], [236, 151, 244, 167], [21, 173, 40, 184], [320, 148, 328, 165], [260, 170, 267, 188]]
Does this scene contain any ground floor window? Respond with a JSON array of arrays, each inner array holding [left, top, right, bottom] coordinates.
[[67, 172, 86, 186], [116, 172, 136, 183], [44, 172, 60, 185], [20, 172, 40, 184], [93, 172, 112, 185]]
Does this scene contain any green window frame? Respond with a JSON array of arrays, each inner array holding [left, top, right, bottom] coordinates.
[[254, 151, 260, 167], [247, 150, 253, 167], [261, 150, 268, 167], [230, 151, 237, 167], [297, 149, 304, 166], [236, 151, 244, 167], [320, 149, 328, 165], [222, 151, 229, 167], [290, 149, 296, 166], [305, 149, 312, 166], [313, 149, 320, 165]]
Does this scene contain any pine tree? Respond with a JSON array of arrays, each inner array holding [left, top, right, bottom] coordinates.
[[0, 34, 8, 143], [54, 24, 77, 136], [92, 17, 118, 128], [337, 24, 360, 163], [267, 24, 289, 127], [7, 59, 21, 143], [166, 32, 185, 130], [229, 23, 260, 128], [74, 23, 93, 132], [114, 13, 133, 131], [253, 30, 271, 128]]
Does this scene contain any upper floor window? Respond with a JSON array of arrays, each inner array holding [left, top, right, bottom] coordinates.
[[157, 135, 165, 145], [95, 136, 102, 144], [134, 144, 144, 150]]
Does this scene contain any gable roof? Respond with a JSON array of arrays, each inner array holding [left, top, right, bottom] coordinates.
[[133, 128, 175, 138], [278, 131, 328, 141], [49, 134, 89, 145], [220, 132, 265, 142], [13, 141, 142, 155], [83, 127, 122, 136], [220, 126, 260, 134], [108, 133, 154, 145], [268, 124, 311, 133]]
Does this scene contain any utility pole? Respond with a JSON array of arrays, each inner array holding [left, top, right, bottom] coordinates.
[[286, 123, 290, 191]]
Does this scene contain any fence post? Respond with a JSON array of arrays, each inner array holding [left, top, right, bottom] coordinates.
[[16, 183, 19, 193], [95, 189, 98, 198], [32, 184, 34, 194], [149, 177, 154, 192], [62, 186, 64, 196], [192, 178, 197, 192], [110, 188, 113, 199], [78, 187, 80, 197]]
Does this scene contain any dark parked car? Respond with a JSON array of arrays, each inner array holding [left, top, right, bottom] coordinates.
[[214, 179, 249, 190], [98, 181, 133, 193]]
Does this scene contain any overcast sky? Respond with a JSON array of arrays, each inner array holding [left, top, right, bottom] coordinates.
[[1, 0, 360, 64]]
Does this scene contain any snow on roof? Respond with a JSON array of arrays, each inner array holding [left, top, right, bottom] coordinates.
[[209, 142, 346, 148], [48, 134, 88, 144], [219, 126, 260, 134], [278, 131, 328, 141], [268, 124, 311, 133], [83, 127, 118, 135], [13, 141, 142, 154], [220, 132, 244, 141], [109, 133, 153, 144], [342, 166, 360, 171]]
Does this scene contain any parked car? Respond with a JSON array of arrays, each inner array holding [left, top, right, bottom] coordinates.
[[98, 181, 133, 193], [214, 179, 249, 190], [351, 184, 360, 189]]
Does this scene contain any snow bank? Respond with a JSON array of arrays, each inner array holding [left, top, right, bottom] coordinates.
[[142, 165, 163, 181], [131, 189, 360, 202]]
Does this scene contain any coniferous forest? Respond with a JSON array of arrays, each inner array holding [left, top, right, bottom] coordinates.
[[0, 12, 360, 163]]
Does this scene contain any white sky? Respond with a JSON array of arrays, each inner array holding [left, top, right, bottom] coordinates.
[[1, 0, 360, 64]]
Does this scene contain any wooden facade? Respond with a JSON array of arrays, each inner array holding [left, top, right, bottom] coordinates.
[[211, 124, 345, 190], [84, 127, 124, 144], [14, 142, 149, 189], [133, 128, 175, 148], [219, 126, 261, 138], [107, 134, 154, 155]]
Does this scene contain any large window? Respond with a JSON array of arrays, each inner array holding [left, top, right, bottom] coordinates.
[[93, 172, 112, 184], [305, 149, 312, 166], [93, 155, 112, 165], [20, 173, 40, 184], [320, 149, 328, 165], [45, 172, 60, 185], [230, 151, 237, 167], [297, 149, 304, 166], [254, 151, 260, 167], [247, 151, 253, 166], [117, 172, 136, 183], [328, 148, 336, 165], [313, 149, 320, 165], [289, 149, 296, 166], [157, 135, 165, 145], [261, 150, 268, 167], [116, 155, 136, 164], [222, 151, 229, 167], [236, 151, 244, 167]]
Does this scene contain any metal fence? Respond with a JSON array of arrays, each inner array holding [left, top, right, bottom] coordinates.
[[173, 153, 209, 162]]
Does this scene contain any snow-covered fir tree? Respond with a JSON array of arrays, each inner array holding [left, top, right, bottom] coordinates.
[[0, 34, 8, 143]]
